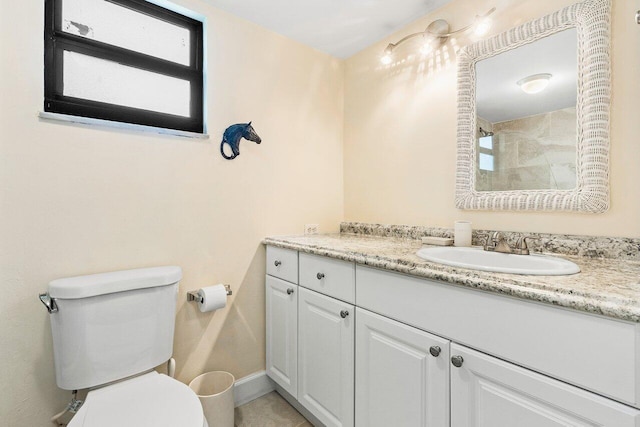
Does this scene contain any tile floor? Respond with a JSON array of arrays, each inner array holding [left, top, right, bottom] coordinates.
[[234, 392, 312, 427]]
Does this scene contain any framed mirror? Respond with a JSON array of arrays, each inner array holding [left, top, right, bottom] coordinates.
[[455, 0, 611, 212]]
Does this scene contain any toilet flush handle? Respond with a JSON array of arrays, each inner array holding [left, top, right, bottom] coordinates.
[[39, 293, 58, 314], [167, 358, 176, 378]]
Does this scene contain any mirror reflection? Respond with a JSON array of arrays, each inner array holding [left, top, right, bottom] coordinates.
[[475, 28, 577, 192]]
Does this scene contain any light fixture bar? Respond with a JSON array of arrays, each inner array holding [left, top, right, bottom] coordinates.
[[381, 7, 495, 64]]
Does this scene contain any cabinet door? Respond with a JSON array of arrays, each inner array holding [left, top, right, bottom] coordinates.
[[266, 276, 298, 398], [450, 343, 640, 427], [355, 308, 449, 427], [298, 287, 354, 427]]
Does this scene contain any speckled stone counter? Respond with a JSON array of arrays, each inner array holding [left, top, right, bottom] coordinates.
[[263, 232, 640, 323]]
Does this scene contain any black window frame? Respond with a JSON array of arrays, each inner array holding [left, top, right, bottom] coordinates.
[[44, 0, 204, 133]]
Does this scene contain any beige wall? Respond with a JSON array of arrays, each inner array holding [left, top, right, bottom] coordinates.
[[344, 0, 640, 237], [0, 0, 343, 425]]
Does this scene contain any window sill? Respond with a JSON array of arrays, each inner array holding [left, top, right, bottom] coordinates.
[[38, 111, 210, 140]]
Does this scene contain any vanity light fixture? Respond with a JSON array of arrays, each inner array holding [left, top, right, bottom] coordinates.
[[517, 73, 552, 94], [380, 7, 495, 65]]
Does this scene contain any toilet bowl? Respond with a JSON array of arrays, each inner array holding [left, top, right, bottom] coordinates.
[[41, 267, 207, 426], [68, 372, 207, 427]]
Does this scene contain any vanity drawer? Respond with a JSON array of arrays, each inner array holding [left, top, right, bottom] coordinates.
[[266, 246, 298, 284], [356, 265, 640, 408], [299, 253, 355, 304]]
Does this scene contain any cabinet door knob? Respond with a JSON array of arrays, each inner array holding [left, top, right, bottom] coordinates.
[[316, 272, 325, 280], [429, 346, 441, 357], [451, 355, 464, 368], [274, 260, 281, 267], [340, 310, 349, 318], [286, 288, 294, 295]]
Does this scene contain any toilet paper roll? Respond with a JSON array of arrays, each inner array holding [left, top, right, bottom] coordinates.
[[197, 285, 227, 312]]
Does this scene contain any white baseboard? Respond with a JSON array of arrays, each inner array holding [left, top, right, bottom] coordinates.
[[233, 371, 275, 407]]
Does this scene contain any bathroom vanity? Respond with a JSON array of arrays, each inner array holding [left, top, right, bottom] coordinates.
[[264, 227, 640, 427]]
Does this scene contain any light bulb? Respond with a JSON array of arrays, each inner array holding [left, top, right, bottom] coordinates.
[[380, 43, 395, 65], [420, 41, 433, 55], [474, 17, 491, 36], [517, 73, 552, 94]]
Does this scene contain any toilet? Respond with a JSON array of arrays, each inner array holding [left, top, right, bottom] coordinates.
[[42, 266, 207, 427]]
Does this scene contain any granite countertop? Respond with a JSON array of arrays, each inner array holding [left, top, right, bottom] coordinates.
[[264, 233, 640, 323]]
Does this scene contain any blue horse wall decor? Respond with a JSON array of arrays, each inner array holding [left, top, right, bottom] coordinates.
[[220, 122, 262, 160]]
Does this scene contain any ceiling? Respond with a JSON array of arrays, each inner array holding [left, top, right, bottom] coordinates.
[[476, 28, 577, 123], [207, 0, 452, 59]]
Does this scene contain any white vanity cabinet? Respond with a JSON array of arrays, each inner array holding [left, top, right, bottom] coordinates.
[[356, 265, 640, 409], [298, 287, 355, 427], [265, 245, 299, 397], [267, 245, 298, 283], [265, 275, 298, 398], [299, 253, 355, 303], [266, 246, 640, 426], [265, 246, 355, 427], [450, 343, 640, 427], [357, 265, 640, 426], [355, 308, 450, 427]]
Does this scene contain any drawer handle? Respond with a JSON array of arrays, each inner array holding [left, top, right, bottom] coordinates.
[[316, 272, 325, 280], [340, 310, 349, 318], [274, 260, 281, 267], [286, 288, 294, 295], [429, 346, 441, 357], [451, 355, 464, 368]]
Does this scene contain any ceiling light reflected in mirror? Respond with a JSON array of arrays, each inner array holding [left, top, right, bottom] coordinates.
[[517, 73, 552, 94]]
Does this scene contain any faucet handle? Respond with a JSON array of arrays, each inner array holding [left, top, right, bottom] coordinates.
[[491, 231, 504, 242], [515, 235, 539, 255]]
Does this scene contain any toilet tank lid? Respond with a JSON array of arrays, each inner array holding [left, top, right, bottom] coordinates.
[[48, 266, 182, 299]]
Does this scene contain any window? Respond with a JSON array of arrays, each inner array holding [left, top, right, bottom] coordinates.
[[44, 0, 204, 133], [478, 134, 494, 172]]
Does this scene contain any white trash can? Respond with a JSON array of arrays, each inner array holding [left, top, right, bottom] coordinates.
[[189, 371, 235, 427]]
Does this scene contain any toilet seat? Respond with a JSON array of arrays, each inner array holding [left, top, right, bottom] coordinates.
[[68, 371, 206, 427]]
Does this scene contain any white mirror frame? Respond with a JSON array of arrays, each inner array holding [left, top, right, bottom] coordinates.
[[455, 0, 611, 212]]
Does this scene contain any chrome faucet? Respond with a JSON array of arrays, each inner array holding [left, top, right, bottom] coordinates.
[[481, 232, 537, 255], [487, 232, 513, 254]]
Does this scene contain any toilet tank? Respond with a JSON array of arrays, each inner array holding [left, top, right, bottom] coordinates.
[[46, 266, 182, 390]]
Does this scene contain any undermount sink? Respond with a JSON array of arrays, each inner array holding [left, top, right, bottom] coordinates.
[[416, 246, 580, 276]]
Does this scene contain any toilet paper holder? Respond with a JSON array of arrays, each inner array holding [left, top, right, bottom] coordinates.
[[187, 285, 232, 303]]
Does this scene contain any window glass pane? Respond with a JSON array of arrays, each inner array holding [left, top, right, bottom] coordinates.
[[479, 135, 493, 150], [479, 153, 494, 171], [63, 51, 190, 117], [62, 0, 191, 66]]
